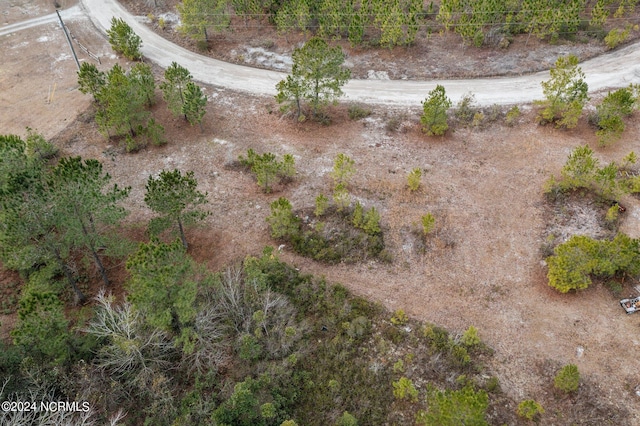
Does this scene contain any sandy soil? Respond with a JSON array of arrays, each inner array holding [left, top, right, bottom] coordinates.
[[2, 0, 640, 423]]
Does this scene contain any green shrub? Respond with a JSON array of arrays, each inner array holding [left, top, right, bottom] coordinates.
[[11, 273, 70, 367], [505, 105, 521, 126], [24, 127, 57, 160], [594, 87, 637, 146], [392, 377, 419, 402], [423, 323, 450, 352], [472, 111, 485, 127], [454, 92, 477, 124], [407, 168, 422, 191], [315, 193, 329, 216], [554, 364, 580, 393], [461, 326, 481, 348], [416, 385, 488, 426], [390, 309, 409, 326], [238, 333, 263, 361], [352, 201, 364, 228], [336, 411, 358, 426], [331, 153, 356, 187], [605, 204, 620, 224], [422, 213, 436, 235], [537, 55, 588, 129], [348, 104, 371, 120], [239, 149, 296, 192], [362, 207, 381, 235], [266, 197, 301, 239], [517, 399, 545, 420], [547, 233, 640, 293], [604, 25, 632, 49], [124, 134, 145, 153], [333, 183, 351, 211], [485, 376, 501, 393], [449, 344, 472, 368], [143, 118, 166, 146]]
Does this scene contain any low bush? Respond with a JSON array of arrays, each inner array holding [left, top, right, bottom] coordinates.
[[554, 364, 580, 393], [517, 399, 544, 420], [348, 104, 372, 120]]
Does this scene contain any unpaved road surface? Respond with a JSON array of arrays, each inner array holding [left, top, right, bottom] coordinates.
[[81, 0, 640, 106]]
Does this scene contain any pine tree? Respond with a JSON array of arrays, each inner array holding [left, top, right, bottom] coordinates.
[[144, 169, 210, 249], [160, 62, 194, 118], [177, 0, 231, 43], [275, 37, 351, 119], [421, 85, 452, 136], [106, 17, 142, 60], [126, 238, 198, 333], [182, 81, 208, 129], [96, 64, 150, 138], [129, 62, 156, 107], [538, 55, 588, 128], [77, 62, 105, 103], [48, 157, 130, 287]]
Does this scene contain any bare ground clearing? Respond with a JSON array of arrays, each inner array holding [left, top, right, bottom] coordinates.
[[2, 0, 640, 423]]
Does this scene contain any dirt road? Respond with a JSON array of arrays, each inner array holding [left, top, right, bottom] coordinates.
[[79, 0, 640, 106]]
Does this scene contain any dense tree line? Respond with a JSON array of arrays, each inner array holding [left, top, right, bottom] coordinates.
[[172, 0, 638, 48]]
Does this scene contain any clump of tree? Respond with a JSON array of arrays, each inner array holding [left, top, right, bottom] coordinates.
[[421, 85, 452, 136], [171, 0, 638, 50], [537, 55, 588, 128], [106, 17, 142, 60], [0, 135, 131, 304], [144, 169, 210, 249], [78, 62, 165, 151], [544, 145, 628, 202], [546, 233, 640, 293], [177, 0, 230, 48], [238, 149, 296, 193], [265, 154, 385, 263], [265, 195, 385, 263], [591, 85, 639, 146], [275, 37, 351, 121]]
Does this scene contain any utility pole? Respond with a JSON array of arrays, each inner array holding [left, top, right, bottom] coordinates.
[[56, 9, 80, 71]]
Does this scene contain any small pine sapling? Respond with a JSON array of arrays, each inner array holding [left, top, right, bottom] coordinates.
[[517, 399, 545, 421], [363, 207, 381, 235], [422, 213, 436, 235], [352, 201, 364, 228], [333, 183, 351, 211], [266, 197, 300, 239], [331, 153, 356, 188], [554, 364, 580, 393], [407, 167, 422, 191], [315, 194, 328, 217]]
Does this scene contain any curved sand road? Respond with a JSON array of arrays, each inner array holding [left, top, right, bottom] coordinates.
[[0, 5, 83, 37], [78, 0, 640, 106]]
